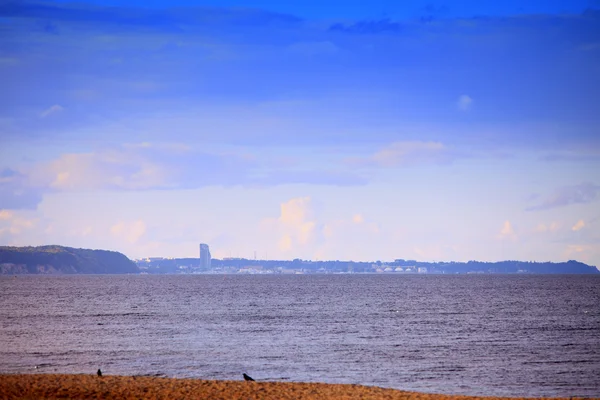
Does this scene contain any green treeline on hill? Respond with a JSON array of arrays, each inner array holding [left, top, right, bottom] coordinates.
[[0, 245, 139, 274]]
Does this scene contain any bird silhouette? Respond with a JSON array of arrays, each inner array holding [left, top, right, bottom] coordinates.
[[97, 369, 102, 377], [243, 373, 255, 381]]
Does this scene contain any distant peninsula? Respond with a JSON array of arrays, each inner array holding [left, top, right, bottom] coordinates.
[[0, 245, 139, 274], [136, 257, 599, 275], [1, 246, 597, 275]]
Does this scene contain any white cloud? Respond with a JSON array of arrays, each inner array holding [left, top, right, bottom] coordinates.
[[0, 212, 37, 235], [534, 222, 560, 233], [526, 182, 600, 211], [322, 224, 334, 239], [110, 222, 125, 235], [500, 221, 514, 235], [375, 141, 444, 166], [276, 197, 317, 250], [297, 221, 316, 245], [352, 214, 364, 224], [110, 220, 147, 244], [262, 199, 384, 257], [318, 213, 379, 242], [0, 210, 14, 220], [355, 141, 454, 168], [566, 244, 586, 254], [278, 234, 292, 252], [310, 212, 381, 260], [28, 149, 171, 191], [9, 143, 364, 206], [279, 197, 313, 226], [457, 95, 473, 111], [572, 219, 586, 231], [497, 220, 517, 240], [40, 104, 64, 118], [563, 244, 599, 266], [72, 226, 93, 237]]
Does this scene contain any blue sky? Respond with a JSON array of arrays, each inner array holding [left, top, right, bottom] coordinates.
[[1, 0, 599, 267]]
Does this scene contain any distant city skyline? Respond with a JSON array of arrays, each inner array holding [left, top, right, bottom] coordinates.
[[0, 0, 599, 268]]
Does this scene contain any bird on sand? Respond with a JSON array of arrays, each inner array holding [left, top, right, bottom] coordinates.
[[243, 373, 255, 381], [97, 369, 102, 377]]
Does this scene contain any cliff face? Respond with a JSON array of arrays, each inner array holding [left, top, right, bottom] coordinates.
[[0, 245, 139, 274]]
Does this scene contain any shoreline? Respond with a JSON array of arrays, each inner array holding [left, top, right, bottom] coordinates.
[[0, 374, 586, 400]]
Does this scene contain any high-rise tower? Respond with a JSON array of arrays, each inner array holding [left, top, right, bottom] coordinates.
[[199, 243, 211, 269]]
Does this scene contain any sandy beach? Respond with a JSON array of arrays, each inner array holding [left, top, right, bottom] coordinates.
[[0, 374, 586, 400]]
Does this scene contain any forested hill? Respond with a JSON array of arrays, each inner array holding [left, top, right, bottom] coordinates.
[[0, 245, 139, 274]]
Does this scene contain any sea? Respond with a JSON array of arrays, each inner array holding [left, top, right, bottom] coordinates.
[[1, 274, 599, 398]]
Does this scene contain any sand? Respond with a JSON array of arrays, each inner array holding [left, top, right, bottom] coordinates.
[[0, 374, 585, 400]]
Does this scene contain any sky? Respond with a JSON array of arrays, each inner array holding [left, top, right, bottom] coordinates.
[[1, 0, 599, 267]]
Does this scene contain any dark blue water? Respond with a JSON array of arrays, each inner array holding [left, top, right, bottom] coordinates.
[[1, 274, 599, 397]]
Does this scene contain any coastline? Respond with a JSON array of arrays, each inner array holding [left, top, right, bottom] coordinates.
[[0, 374, 585, 400]]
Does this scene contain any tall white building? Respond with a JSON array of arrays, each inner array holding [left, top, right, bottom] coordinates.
[[199, 243, 211, 269]]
